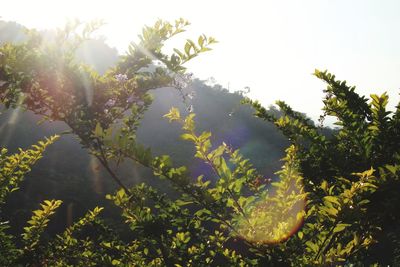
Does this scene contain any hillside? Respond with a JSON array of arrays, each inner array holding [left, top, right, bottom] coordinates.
[[0, 20, 288, 234]]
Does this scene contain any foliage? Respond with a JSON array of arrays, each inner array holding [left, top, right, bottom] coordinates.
[[1, 19, 398, 266], [245, 69, 400, 265], [0, 135, 58, 205], [0, 18, 216, 192], [0, 137, 123, 266], [0, 136, 58, 266]]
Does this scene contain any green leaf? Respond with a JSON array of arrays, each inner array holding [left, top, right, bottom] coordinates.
[[175, 199, 193, 206], [298, 231, 304, 239], [164, 107, 181, 122], [184, 42, 191, 55], [180, 133, 197, 142], [385, 164, 397, 175], [198, 131, 211, 142], [324, 196, 341, 206], [173, 48, 184, 58], [333, 223, 351, 233], [94, 122, 103, 137], [305, 241, 319, 253], [198, 35, 204, 47]]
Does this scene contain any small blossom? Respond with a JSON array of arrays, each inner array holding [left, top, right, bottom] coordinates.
[[187, 105, 194, 113], [152, 59, 166, 67], [126, 94, 138, 103], [105, 99, 116, 107], [115, 74, 128, 82], [187, 91, 196, 100], [174, 72, 193, 90], [184, 72, 193, 80]]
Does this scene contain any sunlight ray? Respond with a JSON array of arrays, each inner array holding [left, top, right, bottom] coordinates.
[[79, 43, 97, 106], [66, 202, 74, 227], [0, 108, 21, 147], [80, 70, 93, 106], [133, 42, 159, 62], [89, 155, 103, 194]]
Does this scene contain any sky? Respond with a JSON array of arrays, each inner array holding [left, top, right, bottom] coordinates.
[[2, 0, 400, 121]]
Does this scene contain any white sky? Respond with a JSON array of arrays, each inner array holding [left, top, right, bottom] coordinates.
[[2, 0, 400, 121]]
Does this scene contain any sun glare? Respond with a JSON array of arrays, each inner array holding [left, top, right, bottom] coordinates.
[[235, 178, 306, 244], [89, 155, 103, 195]]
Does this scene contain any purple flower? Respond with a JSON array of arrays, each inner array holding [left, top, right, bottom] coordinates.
[[184, 72, 193, 80], [173, 72, 193, 90], [186, 91, 196, 100], [105, 99, 116, 107], [115, 74, 128, 83], [126, 94, 138, 104]]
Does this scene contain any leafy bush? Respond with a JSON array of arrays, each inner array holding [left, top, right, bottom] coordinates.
[[0, 136, 58, 266], [1, 20, 398, 266], [245, 69, 400, 265]]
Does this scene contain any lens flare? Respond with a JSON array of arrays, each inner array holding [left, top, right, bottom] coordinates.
[[0, 108, 21, 147], [234, 171, 306, 244], [89, 155, 103, 194], [66, 202, 74, 227]]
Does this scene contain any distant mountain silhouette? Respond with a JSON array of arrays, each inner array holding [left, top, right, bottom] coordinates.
[[0, 20, 26, 44]]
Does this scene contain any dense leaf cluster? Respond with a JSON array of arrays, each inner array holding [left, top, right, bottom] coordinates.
[[246, 69, 400, 265]]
